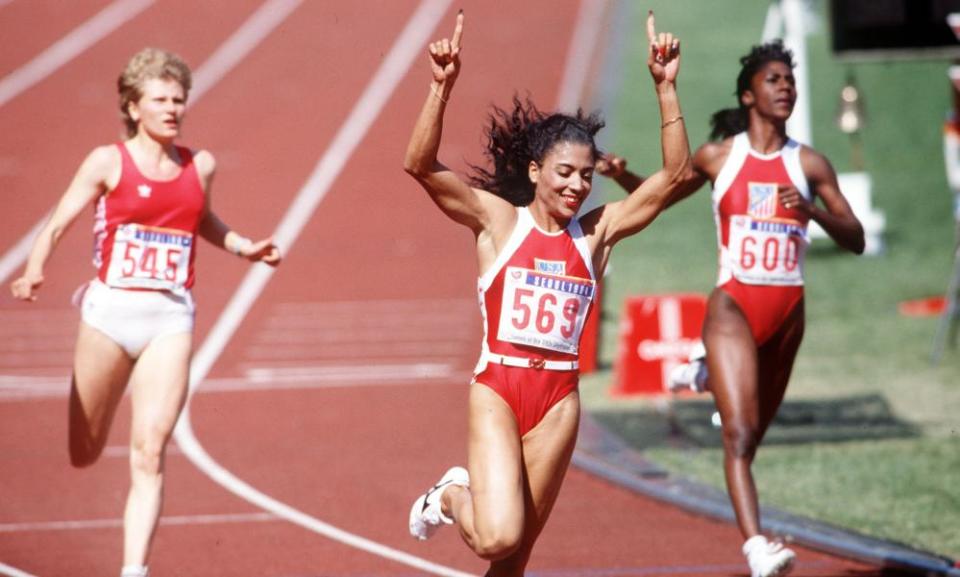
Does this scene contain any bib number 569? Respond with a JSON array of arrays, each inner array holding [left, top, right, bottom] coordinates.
[[511, 288, 580, 338]]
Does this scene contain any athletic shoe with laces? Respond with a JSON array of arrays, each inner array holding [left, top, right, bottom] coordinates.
[[743, 535, 796, 577], [666, 341, 708, 393], [408, 466, 470, 541]]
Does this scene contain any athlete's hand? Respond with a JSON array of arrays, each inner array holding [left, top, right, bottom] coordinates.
[[778, 184, 810, 214], [596, 153, 628, 178], [242, 237, 282, 267], [647, 11, 680, 86], [429, 10, 464, 86], [10, 273, 43, 302]]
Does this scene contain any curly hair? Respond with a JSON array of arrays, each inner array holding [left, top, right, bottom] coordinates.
[[469, 96, 605, 206], [709, 39, 795, 141], [117, 48, 192, 138]]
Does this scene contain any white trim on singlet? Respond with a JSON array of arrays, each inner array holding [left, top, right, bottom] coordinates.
[[568, 215, 596, 282], [711, 133, 751, 207], [478, 207, 534, 292], [780, 138, 811, 201]]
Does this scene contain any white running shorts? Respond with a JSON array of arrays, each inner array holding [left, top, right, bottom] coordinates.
[[78, 280, 195, 358]]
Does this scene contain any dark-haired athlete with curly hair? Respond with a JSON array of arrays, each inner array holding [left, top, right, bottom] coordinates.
[[600, 40, 864, 577], [403, 11, 691, 576]]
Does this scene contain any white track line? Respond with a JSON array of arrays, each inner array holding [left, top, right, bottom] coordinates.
[[555, 0, 609, 112], [171, 2, 475, 576], [0, 0, 154, 108], [0, 512, 276, 533], [0, 563, 36, 577], [0, 0, 302, 285]]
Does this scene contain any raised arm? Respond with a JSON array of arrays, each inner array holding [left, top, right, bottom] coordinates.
[[403, 11, 495, 234], [586, 12, 693, 247], [782, 148, 864, 254], [195, 150, 281, 266], [10, 146, 116, 301]]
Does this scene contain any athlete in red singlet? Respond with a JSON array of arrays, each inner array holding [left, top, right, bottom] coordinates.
[[598, 41, 864, 577], [10, 48, 280, 577], [404, 12, 692, 575]]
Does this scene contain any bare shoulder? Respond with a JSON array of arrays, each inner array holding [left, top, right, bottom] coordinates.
[[83, 144, 121, 175], [797, 144, 837, 183], [693, 138, 732, 179], [191, 148, 216, 180]]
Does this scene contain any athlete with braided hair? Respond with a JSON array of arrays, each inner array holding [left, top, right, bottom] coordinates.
[[403, 10, 691, 575]]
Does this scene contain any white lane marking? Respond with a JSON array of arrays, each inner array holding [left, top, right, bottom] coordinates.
[[0, 362, 468, 400], [0, 562, 37, 577], [0, 0, 302, 285], [555, 0, 609, 111], [0, 512, 276, 533], [0, 0, 154, 108], [172, 2, 474, 575]]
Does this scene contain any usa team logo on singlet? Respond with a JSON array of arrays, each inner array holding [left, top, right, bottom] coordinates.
[[534, 259, 566, 276], [748, 182, 778, 219]]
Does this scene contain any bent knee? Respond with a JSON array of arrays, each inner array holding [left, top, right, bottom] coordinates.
[[473, 530, 523, 561], [129, 439, 166, 476], [68, 434, 104, 468], [722, 422, 759, 460]]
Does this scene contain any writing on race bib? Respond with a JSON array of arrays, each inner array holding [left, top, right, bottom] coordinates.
[[497, 266, 595, 354], [105, 224, 192, 291], [728, 215, 807, 286]]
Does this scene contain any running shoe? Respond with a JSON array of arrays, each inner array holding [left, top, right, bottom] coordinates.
[[408, 466, 470, 541], [743, 535, 796, 577], [666, 341, 708, 393]]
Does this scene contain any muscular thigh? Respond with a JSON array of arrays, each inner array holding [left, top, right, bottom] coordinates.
[[129, 332, 193, 444], [468, 382, 525, 537], [520, 390, 580, 530], [703, 289, 759, 426], [756, 298, 805, 431]]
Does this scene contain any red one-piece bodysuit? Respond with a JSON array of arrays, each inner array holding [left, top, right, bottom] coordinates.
[[474, 206, 597, 436], [713, 132, 811, 345]]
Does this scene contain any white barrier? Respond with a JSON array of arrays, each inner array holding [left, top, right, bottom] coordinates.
[[808, 171, 886, 255]]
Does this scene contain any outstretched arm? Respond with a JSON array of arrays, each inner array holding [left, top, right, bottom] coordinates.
[[195, 150, 282, 266], [10, 146, 114, 301], [782, 148, 864, 254], [403, 11, 495, 234], [587, 12, 693, 247]]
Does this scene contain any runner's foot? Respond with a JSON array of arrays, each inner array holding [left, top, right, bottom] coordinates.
[[743, 535, 796, 577], [408, 466, 470, 541]]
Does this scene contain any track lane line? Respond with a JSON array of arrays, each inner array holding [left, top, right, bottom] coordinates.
[[171, 2, 477, 576], [0, 0, 303, 285]]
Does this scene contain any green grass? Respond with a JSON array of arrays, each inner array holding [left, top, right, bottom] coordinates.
[[582, 0, 960, 558]]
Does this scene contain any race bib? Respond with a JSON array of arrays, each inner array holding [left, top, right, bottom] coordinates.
[[105, 224, 192, 291], [728, 215, 807, 286], [497, 267, 595, 354]]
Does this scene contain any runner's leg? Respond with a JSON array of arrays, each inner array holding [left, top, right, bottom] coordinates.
[[68, 322, 134, 467], [122, 331, 192, 567]]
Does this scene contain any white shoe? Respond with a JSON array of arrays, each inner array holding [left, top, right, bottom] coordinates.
[[743, 535, 796, 577], [408, 466, 470, 541], [667, 341, 708, 393]]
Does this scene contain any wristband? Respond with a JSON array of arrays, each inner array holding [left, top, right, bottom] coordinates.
[[229, 235, 253, 256]]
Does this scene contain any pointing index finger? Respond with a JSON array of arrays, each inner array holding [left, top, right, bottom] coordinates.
[[646, 10, 656, 44], [452, 10, 464, 49]]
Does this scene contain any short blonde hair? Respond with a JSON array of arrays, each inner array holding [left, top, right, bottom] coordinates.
[[117, 48, 192, 137]]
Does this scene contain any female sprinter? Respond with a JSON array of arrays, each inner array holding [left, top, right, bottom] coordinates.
[[10, 48, 281, 577], [403, 11, 691, 576], [599, 40, 864, 577]]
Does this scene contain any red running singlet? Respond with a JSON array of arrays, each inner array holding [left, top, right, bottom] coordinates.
[[93, 143, 205, 294], [712, 132, 811, 345], [473, 207, 597, 436]]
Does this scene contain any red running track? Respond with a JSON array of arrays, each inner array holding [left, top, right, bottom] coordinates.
[[0, 1, 884, 575]]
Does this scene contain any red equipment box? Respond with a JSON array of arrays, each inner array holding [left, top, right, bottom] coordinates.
[[611, 293, 706, 396]]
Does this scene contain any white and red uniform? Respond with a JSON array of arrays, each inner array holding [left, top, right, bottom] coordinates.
[[81, 143, 205, 357], [712, 132, 811, 345], [474, 207, 596, 435]]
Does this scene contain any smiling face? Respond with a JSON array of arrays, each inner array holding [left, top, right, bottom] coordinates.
[[128, 77, 186, 141], [528, 140, 595, 222], [741, 60, 796, 122]]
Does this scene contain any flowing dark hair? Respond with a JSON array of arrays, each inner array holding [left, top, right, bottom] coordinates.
[[709, 39, 795, 141], [469, 96, 605, 206]]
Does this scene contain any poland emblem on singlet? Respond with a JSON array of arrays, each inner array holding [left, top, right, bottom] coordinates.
[[137, 184, 152, 198], [747, 182, 777, 219]]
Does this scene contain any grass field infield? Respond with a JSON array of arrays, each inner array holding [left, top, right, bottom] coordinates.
[[580, 0, 960, 558]]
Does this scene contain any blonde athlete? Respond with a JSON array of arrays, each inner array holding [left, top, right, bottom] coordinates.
[[10, 48, 280, 577]]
